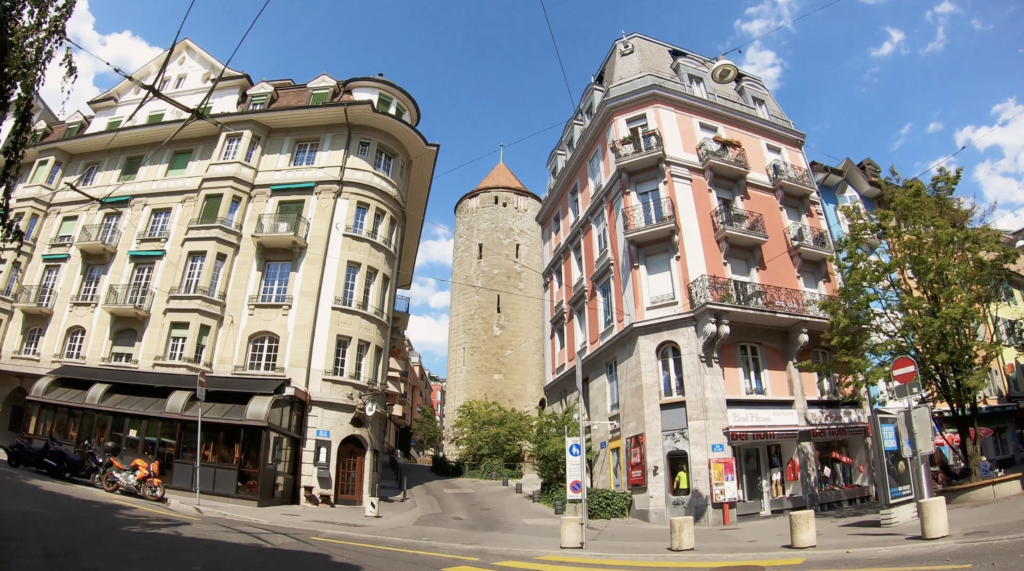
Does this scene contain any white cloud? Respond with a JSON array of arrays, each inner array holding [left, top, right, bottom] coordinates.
[[415, 225, 454, 268], [408, 277, 451, 309], [738, 42, 785, 91], [891, 122, 913, 150], [39, 0, 163, 118], [992, 207, 1024, 231], [971, 18, 993, 31], [869, 27, 908, 57], [954, 97, 1024, 206], [915, 156, 957, 174], [927, 121, 944, 133], [921, 25, 947, 54], [406, 313, 450, 358]]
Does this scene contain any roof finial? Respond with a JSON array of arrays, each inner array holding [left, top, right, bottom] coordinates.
[[621, 30, 627, 41], [499, 143, 504, 164]]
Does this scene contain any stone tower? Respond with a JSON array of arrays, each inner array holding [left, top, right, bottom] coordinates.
[[444, 162, 544, 450]]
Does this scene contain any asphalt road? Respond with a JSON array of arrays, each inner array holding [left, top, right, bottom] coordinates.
[[2, 459, 1022, 571]]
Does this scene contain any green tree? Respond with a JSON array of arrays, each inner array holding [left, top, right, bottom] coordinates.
[[1, 0, 78, 241], [529, 401, 580, 486], [809, 167, 1016, 481], [449, 400, 531, 465], [411, 405, 442, 454]]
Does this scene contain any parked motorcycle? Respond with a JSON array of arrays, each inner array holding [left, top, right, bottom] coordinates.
[[3, 436, 60, 474], [102, 453, 165, 501], [84, 441, 111, 488], [42, 438, 89, 480]]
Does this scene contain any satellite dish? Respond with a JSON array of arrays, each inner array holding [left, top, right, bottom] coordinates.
[[364, 401, 377, 417], [710, 59, 739, 84]]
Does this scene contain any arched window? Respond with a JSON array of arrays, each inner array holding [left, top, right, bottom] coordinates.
[[659, 344, 684, 398], [110, 329, 138, 363], [63, 328, 86, 360], [22, 327, 43, 356], [247, 335, 280, 372]]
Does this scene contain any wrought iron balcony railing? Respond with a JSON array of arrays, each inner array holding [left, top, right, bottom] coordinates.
[[346, 224, 394, 249], [139, 228, 170, 239], [188, 217, 242, 231], [711, 206, 767, 237], [101, 355, 139, 365], [610, 129, 663, 160], [233, 364, 285, 374], [785, 223, 833, 252], [154, 355, 211, 368], [13, 285, 57, 308], [254, 213, 309, 240], [78, 224, 120, 247], [623, 197, 675, 232], [687, 275, 832, 318], [49, 235, 74, 245], [333, 297, 386, 318], [12, 348, 39, 358], [104, 284, 154, 311], [394, 295, 411, 313], [69, 292, 99, 304], [697, 138, 750, 170], [169, 285, 227, 300], [249, 294, 293, 305], [746, 386, 768, 396], [766, 159, 814, 189]]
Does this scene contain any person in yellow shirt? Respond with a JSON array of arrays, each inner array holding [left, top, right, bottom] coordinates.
[[673, 463, 690, 495]]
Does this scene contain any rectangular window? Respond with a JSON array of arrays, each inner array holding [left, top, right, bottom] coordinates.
[[225, 198, 241, 226], [371, 211, 385, 239], [221, 136, 242, 161], [352, 205, 368, 233], [180, 253, 206, 294], [374, 148, 394, 177], [593, 212, 609, 255], [739, 343, 766, 395], [209, 254, 226, 295], [260, 261, 291, 302], [64, 124, 80, 138], [646, 252, 675, 304], [199, 194, 222, 221], [309, 90, 329, 105], [119, 156, 143, 182], [341, 264, 359, 306], [80, 163, 99, 187], [689, 75, 707, 99], [376, 93, 393, 113], [244, 136, 260, 163], [159, 78, 170, 91], [554, 266, 563, 289], [552, 214, 561, 240], [607, 361, 620, 412], [379, 275, 390, 313], [105, 118, 122, 131], [569, 186, 580, 220], [194, 325, 210, 363], [372, 346, 383, 384], [174, 75, 186, 89], [555, 324, 565, 350], [39, 265, 59, 306], [199, 105, 213, 116], [600, 279, 613, 329], [566, 135, 575, 156], [127, 263, 153, 305], [2, 262, 21, 297], [812, 348, 837, 398], [30, 160, 49, 185], [386, 219, 396, 246], [22, 327, 42, 356], [146, 210, 171, 238], [56, 216, 78, 243], [572, 245, 583, 281], [753, 97, 769, 120], [362, 269, 376, 310], [166, 323, 188, 361], [79, 265, 103, 301], [249, 95, 267, 110], [166, 151, 191, 176], [45, 161, 62, 186], [24, 215, 39, 242], [357, 140, 370, 157], [575, 307, 587, 349], [292, 141, 319, 167], [588, 150, 602, 188], [395, 103, 406, 118], [354, 342, 368, 380], [333, 338, 349, 376], [146, 111, 164, 124]]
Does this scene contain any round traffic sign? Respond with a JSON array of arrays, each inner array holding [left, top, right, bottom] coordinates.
[[891, 356, 918, 385], [569, 480, 582, 494], [568, 443, 581, 457]]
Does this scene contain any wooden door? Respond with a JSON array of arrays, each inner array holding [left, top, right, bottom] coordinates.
[[335, 440, 366, 506]]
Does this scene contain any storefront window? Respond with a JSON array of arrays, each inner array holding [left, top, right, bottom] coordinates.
[[35, 406, 54, 437], [179, 423, 198, 461], [201, 424, 243, 465], [24, 403, 39, 435], [143, 419, 160, 457], [289, 402, 304, 435], [125, 417, 144, 455], [52, 408, 69, 441], [93, 413, 112, 447], [157, 420, 177, 484], [816, 441, 854, 491], [66, 410, 83, 443], [110, 416, 127, 450], [668, 451, 690, 496], [237, 428, 262, 497], [767, 444, 783, 499]]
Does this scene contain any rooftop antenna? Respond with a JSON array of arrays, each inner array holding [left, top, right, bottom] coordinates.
[[500, 143, 504, 164], [621, 31, 627, 41]]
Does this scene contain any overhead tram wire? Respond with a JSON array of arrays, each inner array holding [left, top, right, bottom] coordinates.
[[913, 106, 1024, 180], [538, 0, 574, 112], [720, 0, 844, 58]]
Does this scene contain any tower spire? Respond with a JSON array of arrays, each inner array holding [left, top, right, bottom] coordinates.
[[499, 143, 504, 164]]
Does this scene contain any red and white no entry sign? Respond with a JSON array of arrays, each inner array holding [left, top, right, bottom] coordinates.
[[891, 356, 918, 385]]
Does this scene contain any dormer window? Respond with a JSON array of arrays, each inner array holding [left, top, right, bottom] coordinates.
[[159, 78, 170, 92], [146, 111, 164, 124], [310, 89, 330, 106], [584, 102, 594, 123], [174, 75, 186, 89], [689, 75, 707, 99], [106, 118, 122, 131], [566, 135, 575, 156], [249, 95, 268, 111], [753, 97, 769, 120], [395, 103, 406, 118], [376, 93, 393, 113], [64, 124, 81, 138]]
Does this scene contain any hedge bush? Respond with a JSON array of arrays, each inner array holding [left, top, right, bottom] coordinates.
[[463, 457, 523, 480], [431, 455, 463, 477], [539, 484, 632, 519]]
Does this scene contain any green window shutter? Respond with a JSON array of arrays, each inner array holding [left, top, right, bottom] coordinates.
[[276, 201, 304, 216], [170, 323, 189, 337], [106, 119, 122, 131], [119, 157, 143, 182], [167, 151, 192, 176], [376, 94, 392, 113], [64, 125, 80, 138], [395, 103, 406, 118], [250, 95, 267, 109], [198, 325, 211, 346], [146, 112, 164, 124], [57, 216, 78, 237], [200, 195, 223, 220], [310, 91, 329, 106], [30, 160, 50, 185], [199, 105, 213, 116]]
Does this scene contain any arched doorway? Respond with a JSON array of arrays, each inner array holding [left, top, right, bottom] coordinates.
[[0, 387, 28, 446], [335, 436, 367, 506]]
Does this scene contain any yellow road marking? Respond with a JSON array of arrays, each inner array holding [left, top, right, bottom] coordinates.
[[442, 567, 494, 571], [110, 499, 201, 521], [535, 555, 805, 568], [805, 566, 972, 571], [309, 536, 479, 561]]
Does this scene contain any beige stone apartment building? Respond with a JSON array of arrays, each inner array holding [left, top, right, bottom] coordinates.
[[0, 39, 437, 508]]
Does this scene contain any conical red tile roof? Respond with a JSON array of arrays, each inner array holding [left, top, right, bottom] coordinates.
[[473, 162, 528, 192]]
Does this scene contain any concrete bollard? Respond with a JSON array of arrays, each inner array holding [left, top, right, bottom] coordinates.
[[918, 497, 949, 540], [669, 516, 695, 551], [789, 510, 816, 549], [560, 516, 583, 548]]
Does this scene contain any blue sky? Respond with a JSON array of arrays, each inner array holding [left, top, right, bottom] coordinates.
[[41, 0, 1024, 377]]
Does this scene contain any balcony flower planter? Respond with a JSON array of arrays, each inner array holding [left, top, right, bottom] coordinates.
[[713, 136, 742, 148]]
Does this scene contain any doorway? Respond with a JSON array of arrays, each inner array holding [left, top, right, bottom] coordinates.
[[335, 436, 366, 506], [0, 387, 27, 446], [737, 445, 770, 515]]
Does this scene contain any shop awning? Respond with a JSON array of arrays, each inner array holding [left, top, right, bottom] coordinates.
[[49, 364, 287, 394], [725, 427, 801, 443]]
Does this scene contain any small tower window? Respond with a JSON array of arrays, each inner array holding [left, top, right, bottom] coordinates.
[[478, 244, 483, 259], [516, 244, 520, 258], [494, 196, 499, 205], [497, 295, 501, 313]]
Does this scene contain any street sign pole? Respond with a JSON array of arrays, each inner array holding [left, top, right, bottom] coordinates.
[[196, 371, 207, 506], [575, 357, 587, 550], [891, 356, 929, 501]]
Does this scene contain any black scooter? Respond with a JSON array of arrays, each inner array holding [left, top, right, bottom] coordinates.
[[3, 436, 60, 473]]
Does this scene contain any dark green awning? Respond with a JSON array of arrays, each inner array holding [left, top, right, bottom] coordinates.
[[41, 254, 70, 261], [128, 250, 165, 257], [270, 182, 316, 191], [100, 196, 131, 204]]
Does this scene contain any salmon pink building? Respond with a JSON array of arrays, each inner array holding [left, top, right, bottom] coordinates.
[[538, 34, 872, 525]]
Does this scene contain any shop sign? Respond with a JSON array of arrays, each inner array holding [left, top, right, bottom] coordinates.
[[625, 434, 647, 488], [806, 407, 868, 425], [709, 457, 739, 503], [726, 429, 799, 443], [810, 426, 866, 441], [726, 407, 799, 427]]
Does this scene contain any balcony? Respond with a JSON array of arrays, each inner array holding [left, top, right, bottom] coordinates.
[[153, 355, 211, 370], [137, 228, 170, 241], [169, 285, 226, 302], [13, 286, 57, 315], [688, 275, 833, 327], [767, 160, 816, 198], [623, 197, 676, 243], [785, 223, 833, 261], [392, 294, 411, 331], [345, 224, 394, 251], [252, 214, 309, 251], [188, 217, 243, 233], [248, 294, 293, 307], [233, 364, 285, 376], [76, 225, 120, 257], [609, 129, 664, 172], [698, 138, 750, 180], [333, 297, 387, 321], [102, 284, 154, 318], [100, 355, 139, 367], [711, 206, 768, 247]]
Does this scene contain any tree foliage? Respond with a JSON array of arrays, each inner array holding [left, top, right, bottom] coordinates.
[[808, 167, 1017, 481], [410, 405, 442, 454], [528, 400, 581, 486], [0, 0, 78, 240], [448, 400, 532, 465]]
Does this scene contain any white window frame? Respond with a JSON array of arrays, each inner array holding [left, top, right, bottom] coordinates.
[[738, 343, 768, 396], [569, 184, 580, 221], [357, 140, 371, 157], [689, 75, 707, 99], [599, 278, 614, 330], [753, 97, 769, 120], [607, 361, 620, 412], [659, 344, 684, 398], [180, 253, 206, 294], [593, 211, 609, 255], [80, 163, 99, 187], [554, 323, 565, 350], [587, 149, 602, 189], [247, 335, 280, 372], [63, 328, 86, 360], [812, 348, 838, 399], [22, 327, 42, 356], [244, 136, 261, 163], [260, 261, 291, 302], [341, 264, 360, 305], [166, 326, 188, 361], [221, 135, 242, 161], [333, 338, 350, 377], [292, 141, 319, 167], [374, 147, 394, 177]]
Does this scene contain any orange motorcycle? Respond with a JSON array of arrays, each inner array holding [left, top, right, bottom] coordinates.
[[102, 455, 165, 502]]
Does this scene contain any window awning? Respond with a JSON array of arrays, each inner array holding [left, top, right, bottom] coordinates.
[[41, 254, 70, 261], [101, 196, 131, 204], [269, 182, 316, 191], [128, 250, 165, 257], [48, 364, 287, 394]]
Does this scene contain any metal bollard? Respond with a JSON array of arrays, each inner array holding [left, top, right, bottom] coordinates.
[[402, 476, 407, 502], [502, 476, 509, 486], [516, 482, 523, 494], [554, 500, 563, 515], [491, 471, 497, 480], [533, 490, 541, 503]]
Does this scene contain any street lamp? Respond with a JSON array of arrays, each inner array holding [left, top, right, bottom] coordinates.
[[710, 56, 739, 84]]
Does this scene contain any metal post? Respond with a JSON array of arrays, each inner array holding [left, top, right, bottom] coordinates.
[[196, 400, 202, 505], [402, 476, 407, 502], [578, 395, 587, 550], [904, 396, 928, 501]]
